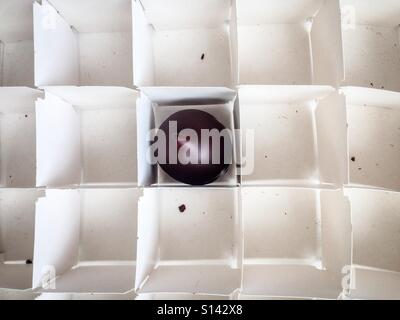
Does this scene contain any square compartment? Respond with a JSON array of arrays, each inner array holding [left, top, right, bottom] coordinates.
[[34, 0, 133, 87], [33, 188, 139, 294], [236, 0, 343, 86], [137, 87, 239, 186], [0, 0, 35, 87], [0, 189, 44, 290], [344, 87, 400, 191], [0, 87, 43, 188], [242, 187, 351, 299], [36, 87, 138, 187], [346, 188, 400, 300], [341, 0, 400, 92], [136, 188, 242, 295], [239, 86, 348, 187], [133, 0, 236, 87]]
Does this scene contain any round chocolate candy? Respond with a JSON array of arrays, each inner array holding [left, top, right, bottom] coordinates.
[[156, 109, 232, 185]]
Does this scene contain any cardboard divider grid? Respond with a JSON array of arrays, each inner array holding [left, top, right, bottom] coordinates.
[[0, 0, 399, 300]]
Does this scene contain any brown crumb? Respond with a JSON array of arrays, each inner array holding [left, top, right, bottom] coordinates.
[[351, 157, 356, 162], [179, 204, 186, 213], [26, 259, 32, 265], [201, 53, 205, 60]]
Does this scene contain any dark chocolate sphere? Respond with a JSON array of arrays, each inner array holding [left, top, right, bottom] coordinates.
[[157, 109, 232, 185]]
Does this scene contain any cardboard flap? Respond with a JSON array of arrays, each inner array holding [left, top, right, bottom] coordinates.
[[238, 86, 334, 104], [311, 0, 344, 86], [0, 87, 42, 114], [139, 0, 231, 30], [242, 265, 342, 299], [342, 86, 400, 109], [34, 1, 79, 87], [320, 190, 351, 271], [133, 0, 155, 87], [236, 0, 323, 25], [137, 93, 156, 186], [36, 92, 81, 187], [141, 87, 237, 105], [350, 267, 400, 300], [41, 265, 135, 294], [139, 265, 241, 295], [229, 0, 239, 87], [135, 189, 160, 290], [42, 86, 139, 109], [315, 92, 348, 186], [32, 190, 80, 289], [45, 0, 132, 33]]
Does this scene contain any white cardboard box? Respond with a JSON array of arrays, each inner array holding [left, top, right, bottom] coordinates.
[[242, 187, 351, 299], [236, 0, 343, 86], [0, 0, 35, 87], [133, 0, 237, 87], [346, 188, 400, 300], [33, 189, 139, 294], [136, 188, 242, 295], [238, 86, 348, 187], [34, 0, 133, 87], [340, 0, 400, 92], [343, 87, 400, 191], [0, 189, 44, 290], [0, 87, 43, 188], [36, 86, 138, 187]]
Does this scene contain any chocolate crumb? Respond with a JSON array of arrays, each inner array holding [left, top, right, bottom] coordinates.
[[26, 259, 32, 265], [179, 204, 186, 213], [351, 157, 356, 162], [370, 82, 374, 87], [201, 53, 205, 60]]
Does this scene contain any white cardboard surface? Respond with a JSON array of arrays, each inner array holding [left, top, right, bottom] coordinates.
[[136, 188, 241, 294], [33, 189, 139, 293], [36, 87, 138, 187]]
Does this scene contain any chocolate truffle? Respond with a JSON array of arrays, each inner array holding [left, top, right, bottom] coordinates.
[[156, 109, 232, 185]]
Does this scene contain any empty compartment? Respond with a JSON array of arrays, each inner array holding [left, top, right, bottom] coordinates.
[[0, 189, 44, 290], [236, 0, 343, 86], [239, 86, 347, 187], [33, 189, 139, 294], [0, 88, 43, 188], [0, 0, 35, 87], [344, 87, 400, 191], [137, 87, 239, 186], [133, 0, 236, 87], [36, 87, 138, 187], [346, 188, 400, 300], [242, 187, 351, 299], [34, 0, 133, 87], [136, 188, 242, 295], [341, 0, 400, 92]]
